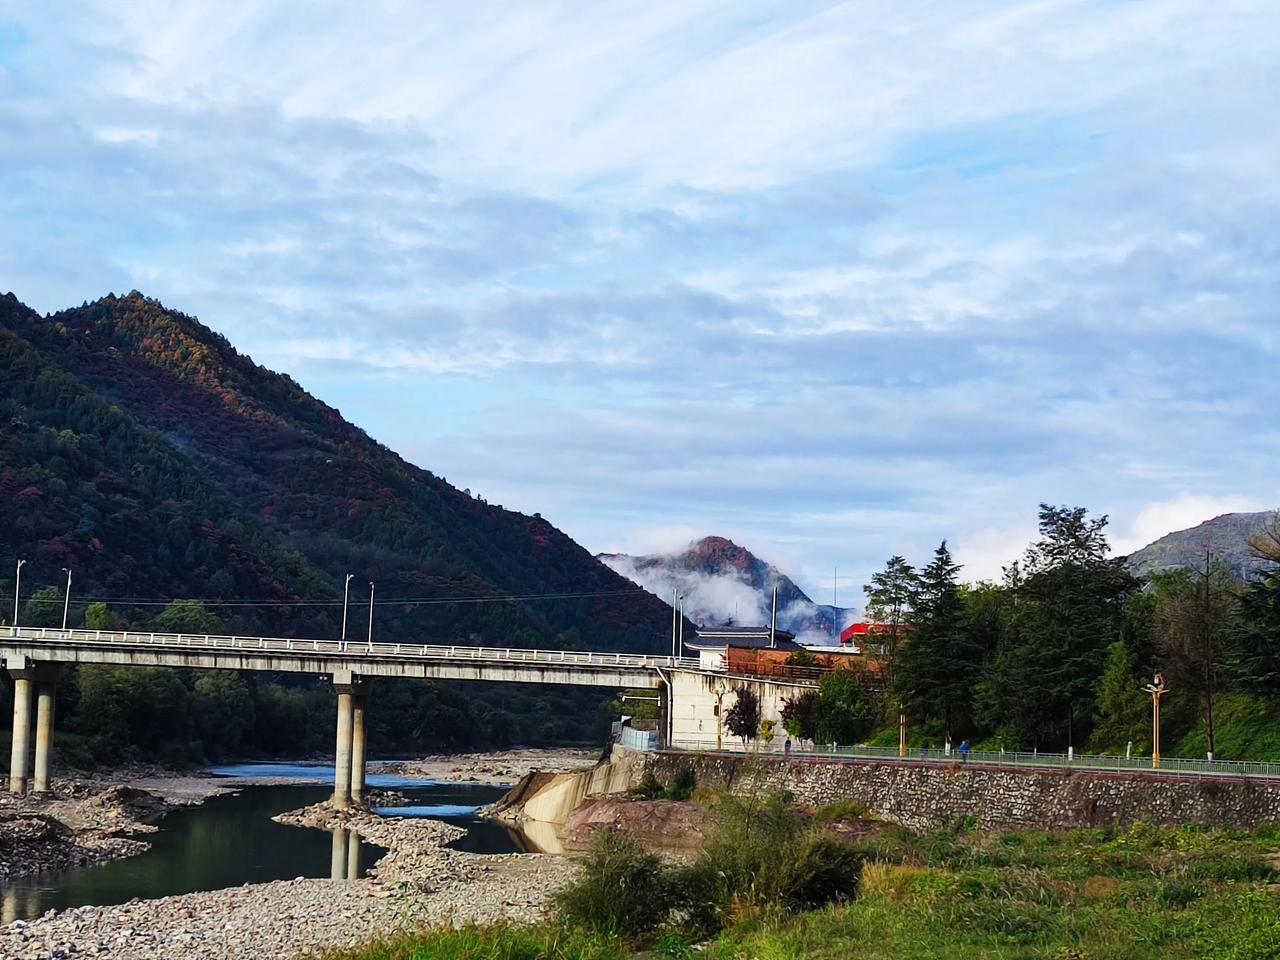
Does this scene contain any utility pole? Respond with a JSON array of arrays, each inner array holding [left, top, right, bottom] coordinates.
[[13, 559, 26, 630], [341, 573, 354, 643], [366, 582, 375, 649], [61, 567, 72, 630]]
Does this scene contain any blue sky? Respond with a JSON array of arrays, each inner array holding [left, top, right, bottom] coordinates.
[[1, 1, 1277, 603]]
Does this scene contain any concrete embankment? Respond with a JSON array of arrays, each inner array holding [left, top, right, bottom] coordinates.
[[639, 751, 1280, 832]]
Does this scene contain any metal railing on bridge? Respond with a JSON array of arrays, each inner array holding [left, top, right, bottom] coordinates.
[[4, 625, 701, 672], [659, 739, 1280, 781]]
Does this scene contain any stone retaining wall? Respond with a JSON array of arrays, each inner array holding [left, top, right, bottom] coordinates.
[[639, 753, 1280, 832]]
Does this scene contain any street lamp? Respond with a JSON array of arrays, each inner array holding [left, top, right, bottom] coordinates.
[[60, 567, 72, 630], [12, 559, 26, 631], [366, 582, 375, 650], [1143, 672, 1167, 769], [341, 573, 354, 643]]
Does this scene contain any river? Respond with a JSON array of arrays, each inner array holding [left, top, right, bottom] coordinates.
[[1, 762, 528, 923]]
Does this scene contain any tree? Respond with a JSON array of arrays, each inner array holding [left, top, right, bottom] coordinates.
[[724, 687, 761, 746], [894, 541, 980, 745], [84, 601, 124, 631], [781, 690, 818, 742], [977, 505, 1136, 749], [863, 555, 920, 688], [152, 599, 221, 635], [192, 671, 256, 759], [24, 586, 63, 627], [814, 669, 881, 745], [1233, 512, 1280, 693], [1089, 589, 1158, 754], [1155, 555, 1240, 759]]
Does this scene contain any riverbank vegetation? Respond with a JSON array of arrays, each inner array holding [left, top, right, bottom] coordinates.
[[320, 800, 1280, 960], [808, 505, 1280, 762]]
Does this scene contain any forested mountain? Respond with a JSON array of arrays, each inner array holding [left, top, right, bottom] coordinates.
[[1125, 512, 1277, 580], [599, 535, 852, 642], [0, 290, 676, 759]]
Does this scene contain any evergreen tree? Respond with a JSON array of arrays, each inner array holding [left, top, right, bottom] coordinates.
[[863, 555, 920, 688], [1233, 514, 1280, 693], [894, 541, 980, 745], [977, 505, 1136, 749]]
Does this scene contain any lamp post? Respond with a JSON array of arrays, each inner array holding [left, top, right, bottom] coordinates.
[[366, 582, 375, 650], [60, 567, 72, 630], [1144, 672, 1167, 769], [341, 573, 354, 643], [13, 559, 26, 630]]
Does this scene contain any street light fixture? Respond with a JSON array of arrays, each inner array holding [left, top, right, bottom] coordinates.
[[1143, 672, 1167, 769], [60, 567, 72, 630], [341, 573, 354, 644], [12, 559, 26, 631]]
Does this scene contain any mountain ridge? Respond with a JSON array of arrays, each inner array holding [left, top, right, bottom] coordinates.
[[1, 290, 672, 653], [1125, 510, 1277, 580]]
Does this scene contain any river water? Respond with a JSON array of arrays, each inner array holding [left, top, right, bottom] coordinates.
[[1, 763, 527, 923]]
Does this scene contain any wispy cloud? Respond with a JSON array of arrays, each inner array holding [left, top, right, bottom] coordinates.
[[1, 1, 1278, 598]]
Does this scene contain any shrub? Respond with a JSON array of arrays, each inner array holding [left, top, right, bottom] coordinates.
[[666, 765, 697, 802], [679, 791, 862, 932], [1155, 878, 1205, 908], [555, 829, 674, 937]]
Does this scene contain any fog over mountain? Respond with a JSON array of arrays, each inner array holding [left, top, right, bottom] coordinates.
[[599, 536, 855, 645]]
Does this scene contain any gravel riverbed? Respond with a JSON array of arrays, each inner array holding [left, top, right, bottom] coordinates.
[[0, 752, 587, 959]]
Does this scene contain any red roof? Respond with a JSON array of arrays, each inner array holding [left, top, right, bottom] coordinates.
[[839, 622, 892, 644]]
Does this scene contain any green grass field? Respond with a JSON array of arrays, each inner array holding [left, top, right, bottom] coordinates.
[[320, 820, 1280, 960]]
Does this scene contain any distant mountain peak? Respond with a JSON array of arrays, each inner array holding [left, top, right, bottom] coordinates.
[[1125, 510, 1277, 580], [599, 535, 853, 643]]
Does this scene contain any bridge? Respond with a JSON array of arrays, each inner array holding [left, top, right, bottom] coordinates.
[[3, 625, 781, 809]]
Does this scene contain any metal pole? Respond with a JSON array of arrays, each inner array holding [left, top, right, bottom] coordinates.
[[770, 585, 778, 648], [341, 574, 353, 642], [678, 597, 685, 658], [13, 559, 26, 629], [671, 587, 678, 660], [366, 582, 375, 649], [61, 568, 72, 630]]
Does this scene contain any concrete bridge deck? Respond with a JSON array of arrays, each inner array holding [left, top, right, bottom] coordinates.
[[2, 626, 690, 687]]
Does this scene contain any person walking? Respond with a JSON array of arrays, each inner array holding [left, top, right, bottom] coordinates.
[[919, 741, 928, 762], [784, 738, 792, 756], [959, 739, 970, 763]]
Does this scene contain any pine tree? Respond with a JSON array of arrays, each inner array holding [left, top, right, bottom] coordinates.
[[863, 555, 920, 688], [894, 541, 979, 745]]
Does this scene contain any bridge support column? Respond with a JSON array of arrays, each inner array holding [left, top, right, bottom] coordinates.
[[6, 659, 57, 797], [331, 673, 370, 810], [33, 682, 56, 794], [350, 694, 368, 805], [8, 676, 32, 796], [332, 691, 354, 810]]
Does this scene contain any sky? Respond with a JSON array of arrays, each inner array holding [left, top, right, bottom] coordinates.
[[1, 1, 1278, 605]]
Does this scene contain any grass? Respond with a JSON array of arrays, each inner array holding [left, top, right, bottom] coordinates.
[[320, 821, 1280, 960], [316, 925, 626, 960]]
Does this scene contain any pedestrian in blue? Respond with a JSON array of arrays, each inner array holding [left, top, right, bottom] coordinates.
[[959, 739, 970, 763]]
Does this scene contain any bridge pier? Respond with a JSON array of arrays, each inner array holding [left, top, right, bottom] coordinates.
[[331, 674, 370, 810], [7, 659, 59, 796]]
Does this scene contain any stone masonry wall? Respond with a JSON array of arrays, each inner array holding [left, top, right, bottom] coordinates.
[[639, 753, 1280, 832]]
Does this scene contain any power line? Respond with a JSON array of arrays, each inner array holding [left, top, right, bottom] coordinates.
[[50, 587, 649, 609]]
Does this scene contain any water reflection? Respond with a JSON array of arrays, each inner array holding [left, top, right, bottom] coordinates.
[[330, 826, 365, 881]]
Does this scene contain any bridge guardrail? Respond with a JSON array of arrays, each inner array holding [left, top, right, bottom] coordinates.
[[4, 626, 701, 673], [663, 738, 1280, 781]]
